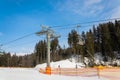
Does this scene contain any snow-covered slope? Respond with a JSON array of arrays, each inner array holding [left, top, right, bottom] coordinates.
[[94, 52, 120, 66], [0, 67, 108, 80], [35, 59, 85, 70], [0, 58, 110, 80]]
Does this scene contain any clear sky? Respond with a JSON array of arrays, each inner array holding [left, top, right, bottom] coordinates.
[[0, 0, 120, 55]]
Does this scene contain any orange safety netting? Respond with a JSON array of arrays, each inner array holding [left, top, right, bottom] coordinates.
[[39, 67, 120, 80]]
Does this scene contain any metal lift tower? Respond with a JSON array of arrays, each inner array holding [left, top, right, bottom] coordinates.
[[36, 25, 60, 74]]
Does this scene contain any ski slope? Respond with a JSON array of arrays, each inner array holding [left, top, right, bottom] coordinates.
[[0, 67, 108, 80], [0, 59, 108, 80], [35, 59, 85, 70]]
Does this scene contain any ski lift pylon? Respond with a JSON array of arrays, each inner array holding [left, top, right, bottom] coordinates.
[[76, 25, 84, 46]]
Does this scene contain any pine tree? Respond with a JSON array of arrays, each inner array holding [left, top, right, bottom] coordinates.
[[51, 38, 59, 61], [86, 30, 94, 63], [100, 23, 113, 61], [68, 29, 79, 55], [115, 20, 120, 53], [34, 40, 47, 64]]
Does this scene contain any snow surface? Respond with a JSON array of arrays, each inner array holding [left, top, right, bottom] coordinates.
[[0, 68, 108, 80], [0, 59, 108, 80], [35, 59, 85, 70], [94, 52, 120, 66]]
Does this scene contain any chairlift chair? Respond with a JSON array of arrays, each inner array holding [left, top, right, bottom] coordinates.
[[78, 36, 84, 46]]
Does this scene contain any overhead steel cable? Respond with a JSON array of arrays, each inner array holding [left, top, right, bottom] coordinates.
[[1, 32, 35, 46], [1, 17, 120, 47], [50, 17, 120, 28]]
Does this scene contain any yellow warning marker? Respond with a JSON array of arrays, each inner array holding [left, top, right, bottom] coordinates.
[[97, 65, 104, 78]]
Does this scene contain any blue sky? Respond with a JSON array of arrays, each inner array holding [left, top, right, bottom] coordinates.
[[0, 0, 120, 55]]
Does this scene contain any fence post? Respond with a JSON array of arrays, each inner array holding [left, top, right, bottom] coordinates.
[[97, 66, 100, 78], [76, 64, 78, 76], [58, 65, 61, 75], [97, 65, 103, 79]]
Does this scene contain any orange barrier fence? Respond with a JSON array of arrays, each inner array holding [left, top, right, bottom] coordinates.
[[40, 68, 98, 76], [39, 67, 120, 80]]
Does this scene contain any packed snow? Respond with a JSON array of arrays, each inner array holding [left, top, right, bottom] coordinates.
[[35, 59, 85, 70], [0, 59, 108, 80], [0, 67, 108, 80], [94, 52, 120, 66]]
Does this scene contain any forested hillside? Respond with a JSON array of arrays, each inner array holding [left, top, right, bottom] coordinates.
[[0, 20, 120, 67]]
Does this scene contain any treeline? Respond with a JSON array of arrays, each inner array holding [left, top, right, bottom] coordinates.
[[0, 52, 36, 67], [35, 20, 120, 66], [34, 38, 70, 64], [0, 20, 120, 67]]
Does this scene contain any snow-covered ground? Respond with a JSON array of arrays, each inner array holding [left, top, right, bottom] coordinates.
[[94, 52, 120, 66], [0, 68, 107, 80], [0, 59, 108, 80], [0, 67, 108, 80], [35, 59, 85, 70]]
